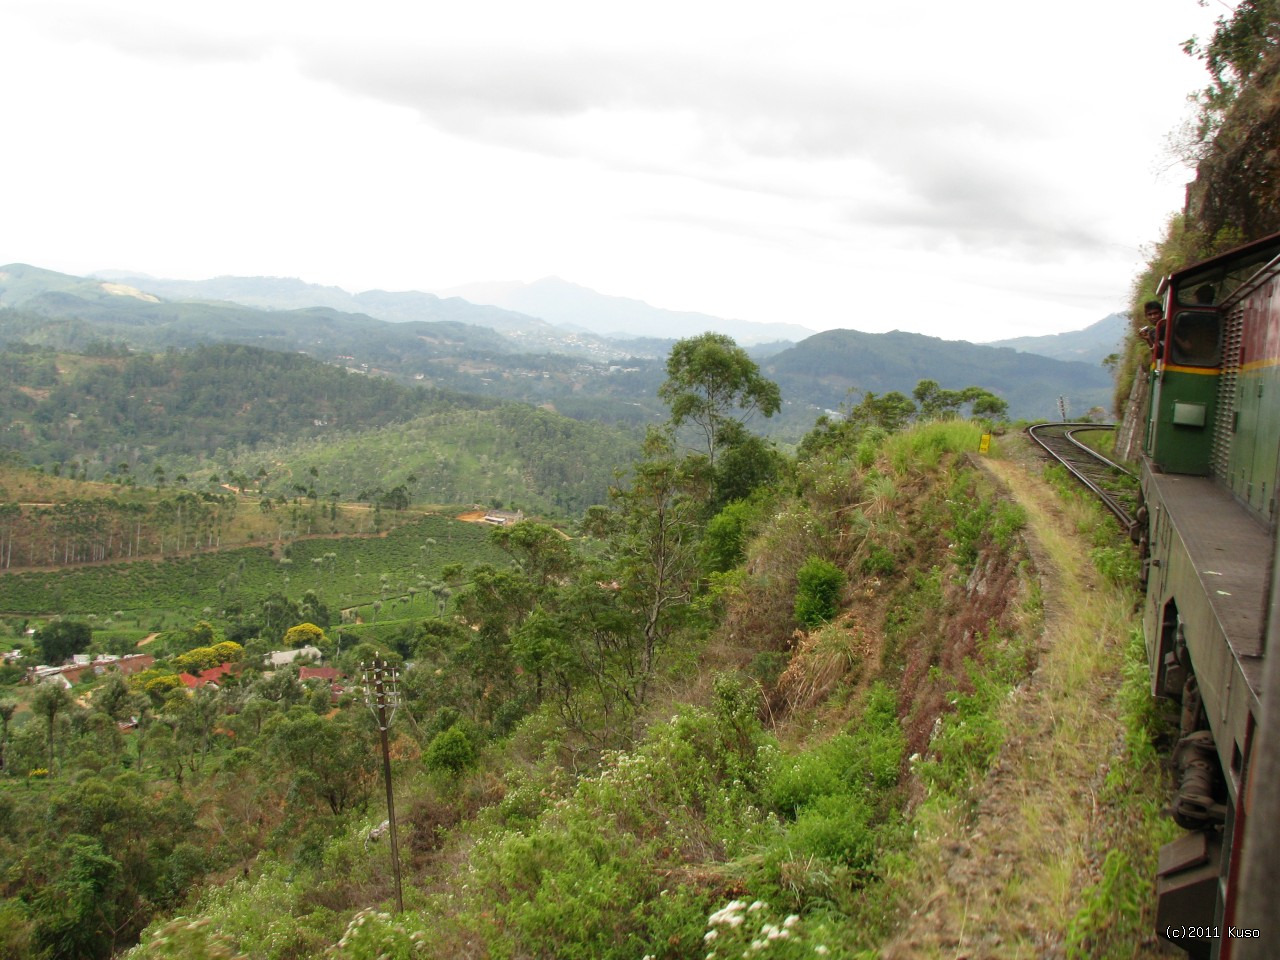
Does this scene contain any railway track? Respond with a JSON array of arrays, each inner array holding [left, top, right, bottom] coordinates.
[[1026, 422, 1140, 534]]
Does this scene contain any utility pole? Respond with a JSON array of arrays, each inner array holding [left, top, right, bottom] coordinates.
[[361, 659, 404, 912]]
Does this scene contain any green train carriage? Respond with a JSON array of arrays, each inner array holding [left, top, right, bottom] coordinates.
[[1140, 233, 1280, 958]]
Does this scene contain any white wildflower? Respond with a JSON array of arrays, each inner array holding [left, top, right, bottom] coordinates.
[[709, 901, 747, 926]]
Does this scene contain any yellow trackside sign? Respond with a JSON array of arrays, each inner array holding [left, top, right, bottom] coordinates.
[[979, 434, 991, 454]]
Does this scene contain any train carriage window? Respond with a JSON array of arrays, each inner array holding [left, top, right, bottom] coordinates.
[[1172, 240, 1280, 306], [1175, 270, 1220, 306], [1170, 311, 1220, 366]]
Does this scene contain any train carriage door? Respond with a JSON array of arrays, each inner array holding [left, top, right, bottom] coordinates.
[[1152, 307, 1222, 475]]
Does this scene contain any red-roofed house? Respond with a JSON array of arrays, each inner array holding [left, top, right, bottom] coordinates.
[[179, 662, 237, 690], [299, 665, 346, 703], [298, 666, 341, 683], [32, 653, 157, 688], [115, 654, 155, 677]]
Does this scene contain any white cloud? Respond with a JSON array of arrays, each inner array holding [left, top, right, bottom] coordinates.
[[0, 0, 1227, 341]]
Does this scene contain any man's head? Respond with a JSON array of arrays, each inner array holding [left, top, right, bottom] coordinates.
[[1144, 300, 1164, 323]]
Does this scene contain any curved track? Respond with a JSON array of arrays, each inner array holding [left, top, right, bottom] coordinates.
[[1027, 422, 1139, 532]]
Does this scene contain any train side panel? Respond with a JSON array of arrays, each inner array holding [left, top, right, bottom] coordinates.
[[1227, 279, 1280, 523]]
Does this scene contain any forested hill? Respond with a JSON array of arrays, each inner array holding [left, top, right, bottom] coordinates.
[[0, 342, 482, 461], [763, 328, 1114, 422], [0, 264, 676, 427], [0, 271, 507, 366], [0, 342, 639, 515]]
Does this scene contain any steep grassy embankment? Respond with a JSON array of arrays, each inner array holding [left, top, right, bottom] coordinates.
[[880, 449, 1172, 959]]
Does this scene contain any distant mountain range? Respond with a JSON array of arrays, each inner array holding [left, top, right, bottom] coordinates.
[[82, 266, 1123, 366], [86, 269, 673, 361], [983, 312, 1128, 366], [0, 263, 1120, 426], [435, 277, 815, 345]]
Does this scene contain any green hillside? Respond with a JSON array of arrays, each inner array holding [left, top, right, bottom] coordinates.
[[0, 342, 640, 517], [983, 312, 1127, 364], [214, 401, 641, 517]]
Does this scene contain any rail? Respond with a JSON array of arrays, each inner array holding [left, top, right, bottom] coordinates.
[[1026, 422, 1138, 533]]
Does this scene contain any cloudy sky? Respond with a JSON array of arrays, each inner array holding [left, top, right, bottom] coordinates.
[[2, 0, 1227, 341]]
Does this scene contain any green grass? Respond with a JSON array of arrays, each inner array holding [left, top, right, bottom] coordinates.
[[881, 420, 985, 474]]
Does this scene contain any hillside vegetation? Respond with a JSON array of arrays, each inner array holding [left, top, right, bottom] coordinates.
[[4, 421, 1163, 960], [0, 342, 640, 517], [763, 328, 1114, 425]]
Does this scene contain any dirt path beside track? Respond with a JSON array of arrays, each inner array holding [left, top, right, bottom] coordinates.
[[880, 451, 1173, 959]]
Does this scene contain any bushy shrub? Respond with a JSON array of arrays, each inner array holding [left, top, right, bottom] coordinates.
[[127, 917, 248, 959], [860, 682, 907, 790], [860, 544, 895, 576], [794, 557, 844, 627], [768, 686, 903, 817], [456, 711, 761, 959], [787, 791, 876, 865], [769, 734, 861, 817], [326, 909, 429, 959], [702, 499, 764, 573], [947, 485, 990, 568], [855, 430, 885, 469], [991, 501, 1027, 550], [917, 658, 1009, 799], [424, 726, 475, 778]]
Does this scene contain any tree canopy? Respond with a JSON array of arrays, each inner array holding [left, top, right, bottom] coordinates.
[[658, 333, 781, 463], [35, 621, 92, 665]]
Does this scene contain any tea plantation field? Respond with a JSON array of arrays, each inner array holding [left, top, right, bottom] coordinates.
[[0, 514, 510, 621]]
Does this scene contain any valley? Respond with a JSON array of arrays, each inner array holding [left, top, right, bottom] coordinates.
[[0, 325, 1161, 959]]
